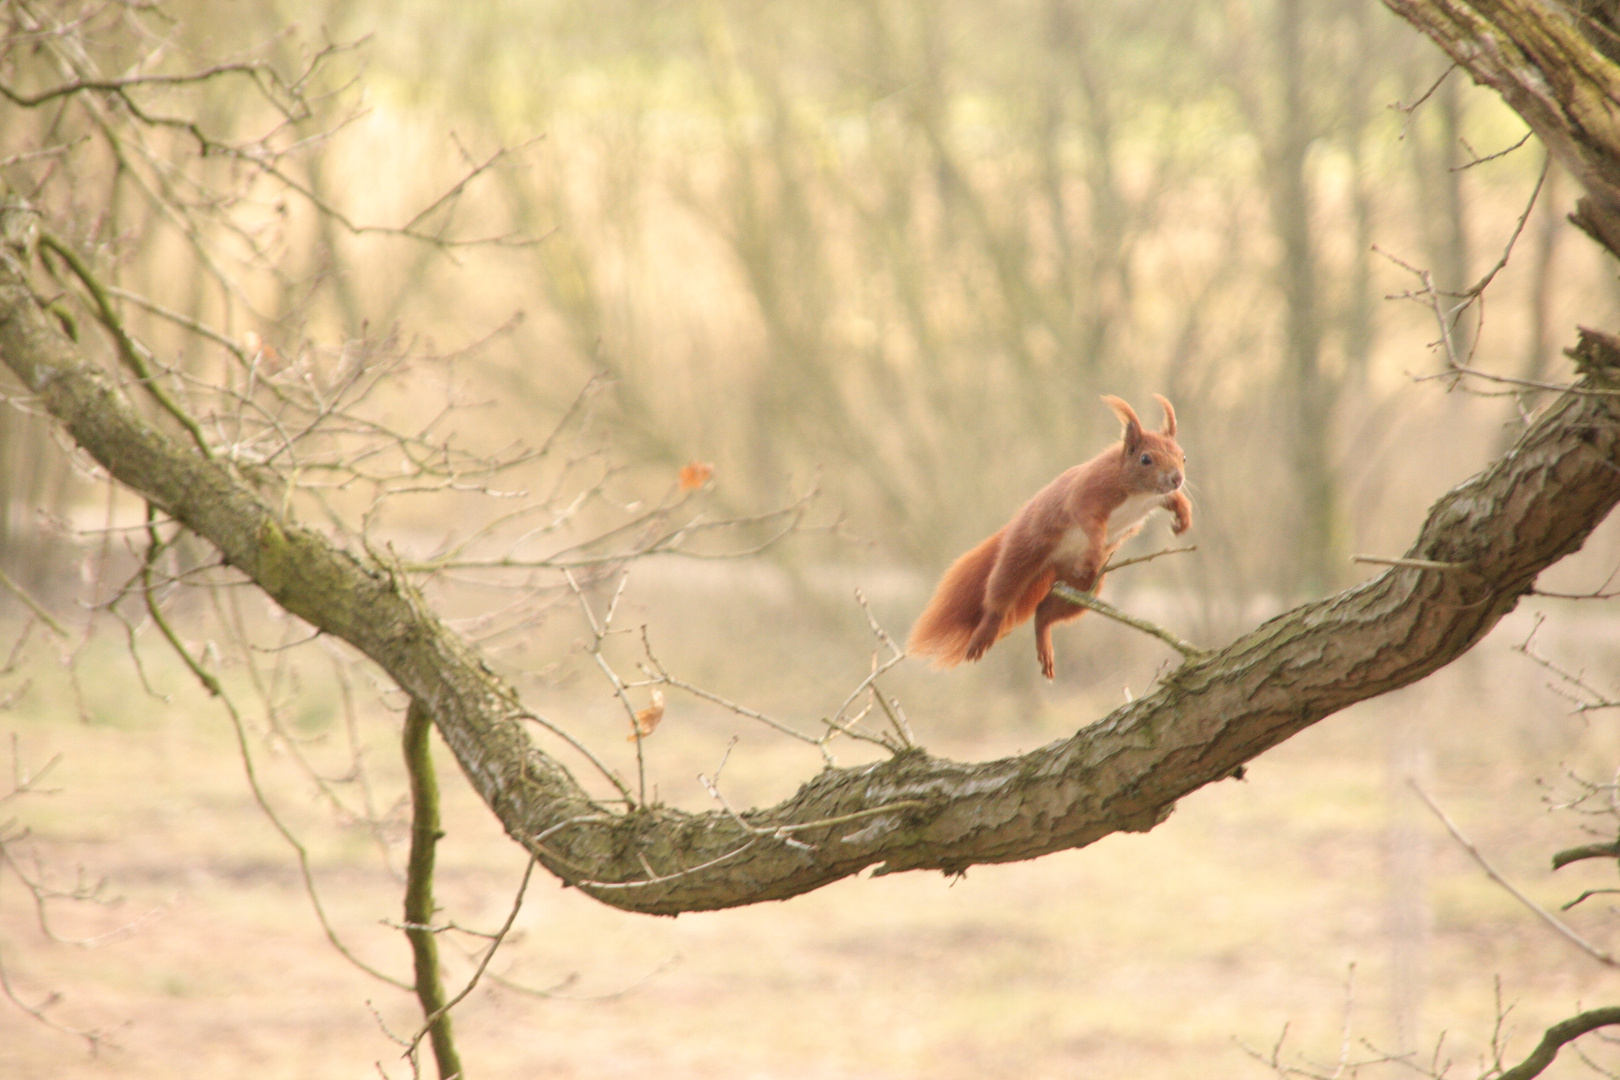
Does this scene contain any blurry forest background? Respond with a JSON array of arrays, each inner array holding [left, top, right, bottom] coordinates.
[[5, 0, 1620, 1077]]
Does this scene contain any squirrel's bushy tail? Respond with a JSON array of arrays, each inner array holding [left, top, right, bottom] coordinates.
[[907, 529, 1053, 668]]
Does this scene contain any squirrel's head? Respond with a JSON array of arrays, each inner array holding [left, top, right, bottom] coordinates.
[[1101, 394, 1185, 495]]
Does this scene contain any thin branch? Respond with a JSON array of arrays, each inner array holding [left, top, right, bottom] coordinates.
[[38, 233, 214, 458], [1393, 62, 1456, 115], [1456, 129, 1534, 170], [0, 736, 109, 1052], [0, 941, 108, 1054], [140, 509, 409, 990], [401, 699, 462, 1080], [1049, 582, 1209, 659], [410, 490, 818, 573], [564, 569, 645, 806], [1101, 544, 1197, 575], [483, 953, 679, 1001], [1350, 554, 1473, 573], [1411, 781, 1619, 967], [830, 588, 912, 748], [1463, 155, 1549, 299], [102, 284, 247, 363], [0, 565, 68, 637], [573, 839, 759, 893], [0, 60, 278, 108], [634, 626, 830, 754], [515, 709, 634, 804], [1562, 887, 1620, 911], [1530, 586, 1620, 600], [1374, 162, 1581, 402]]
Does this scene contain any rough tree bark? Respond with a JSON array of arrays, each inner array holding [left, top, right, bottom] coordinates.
[[4, 228, 1620, 916], [1382, 0, 1620, 251]]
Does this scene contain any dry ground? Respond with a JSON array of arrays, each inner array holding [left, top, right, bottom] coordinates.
[[4, 580, 1620, 1080]]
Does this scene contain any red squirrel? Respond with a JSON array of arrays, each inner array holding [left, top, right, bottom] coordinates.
[[907, 394, 1191, 680]]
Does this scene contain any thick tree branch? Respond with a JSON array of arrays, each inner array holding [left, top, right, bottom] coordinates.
[[1383, 0, 1620, 258], [3, 245, 1620, 915]]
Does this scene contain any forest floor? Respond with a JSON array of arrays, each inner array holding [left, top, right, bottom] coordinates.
[[4, 585, 1620, 1080]]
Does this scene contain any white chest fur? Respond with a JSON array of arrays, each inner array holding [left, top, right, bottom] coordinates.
[[1105, 490, 1164, 539], [1049, 491, 1163, 569]]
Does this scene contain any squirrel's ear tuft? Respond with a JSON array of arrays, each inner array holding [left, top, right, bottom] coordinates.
[[1101, 395, 1143, 453], [1152, 393, 1177, 437]]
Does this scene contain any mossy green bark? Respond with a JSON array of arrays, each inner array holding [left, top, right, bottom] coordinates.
[[403, 700, 461, 1080], [1384, 0, 1620, 223]]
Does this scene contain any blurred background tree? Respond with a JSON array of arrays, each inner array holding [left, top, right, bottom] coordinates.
[[299, 0, 1586, 594], [7, 0, 1581, 612]]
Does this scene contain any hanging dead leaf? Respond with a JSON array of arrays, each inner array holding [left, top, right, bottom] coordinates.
[[678, 460, 713, 492], [242, 330, 284, 373], [627, 688, 666, 741]]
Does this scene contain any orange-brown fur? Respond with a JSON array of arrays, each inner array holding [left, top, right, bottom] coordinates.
[[907, 394, 1191, 680]]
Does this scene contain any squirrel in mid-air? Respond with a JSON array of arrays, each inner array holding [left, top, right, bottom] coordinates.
[[907, 394, 1191, 680]]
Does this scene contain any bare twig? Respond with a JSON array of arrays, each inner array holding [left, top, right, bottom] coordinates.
[[1393, 63, 1455, 116], [829, 588, 912, 749], [1530, 586, 1620, 600], [573, 840, 760, 892], [38, 233, 215, 459], [1496, 1006, 1620, 1080], [483, 953, 680, 1001], [1411, 781, 1619, 967], [0, 941, 109, 1055], [1562, 887, 1620, 911], [1516, 614, 1620, 714], [1455, 129, 1534, 170], [1463, 156, 1549, 299], [1100, 544, 1197, 575], [0, 565, 68, 637], [1049, 582, 1209, 659], [634, 626, 831, 757], [563, 568, 646, 806], [1350, 554, 1473, 573], [0, 736, 111, 1053], [141, 509, 409, 991], [1374, 161, 1596, 403], [0, 60, 280, 108]]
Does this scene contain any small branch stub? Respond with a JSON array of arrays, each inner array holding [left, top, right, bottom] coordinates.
[[1350, 554, 1475, 573], [1553, 841, 1620, 870]]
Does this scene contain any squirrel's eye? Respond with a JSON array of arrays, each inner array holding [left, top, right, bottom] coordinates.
[[1139, 453, 1152, 466]]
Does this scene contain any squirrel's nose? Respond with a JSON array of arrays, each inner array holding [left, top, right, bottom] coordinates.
[[1168, 469, 1183, 489]]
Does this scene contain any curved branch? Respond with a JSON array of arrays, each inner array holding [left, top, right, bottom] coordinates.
[[4, 248, 1620, 915], [1496, 1005, 1620, 1080], [1553, 841, 1620, 869], [0, 62, 276, 109]]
